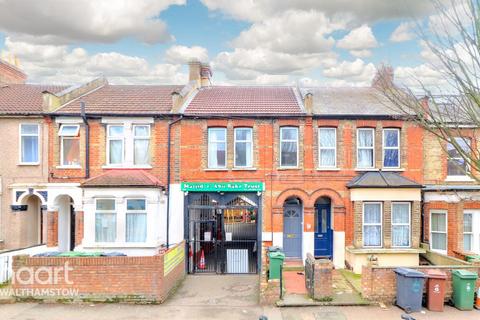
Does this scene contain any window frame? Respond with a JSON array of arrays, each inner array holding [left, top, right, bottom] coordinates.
[[59, 124, 81, 167], [280, 126, 299, 168], [318, 127, 337, 168], [106, 124, 125, 166], [463, 212, 473, 252], [133, 124, 151, 166], [19, 123, 40, 165], [234, 127, 253, 168], [382, 128, 400, 169], [125, 198, 147, 243], [207, 127, 227, 169], [356, 128, 375, 169], [362, 202, 383, 248], [95, 198, 117, 243], [430, 210, 448, 254], [391, 202, 411, 248], [447, 137, 471, 177]]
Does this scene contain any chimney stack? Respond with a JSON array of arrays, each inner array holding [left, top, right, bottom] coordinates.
[[304, 92, 313, 114], [372, 64, 394, 89], [0, 58, 26, 84], [188, 59, 212, 87]]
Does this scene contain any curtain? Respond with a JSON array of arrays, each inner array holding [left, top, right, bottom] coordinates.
[[235, 141, 252, 167], [134, 139, 149, 165], [363, 204, 381, 246], [432, 233, 447, 251], [358, 130, 373, 167], [208, 129, 226, 168], [22, 136, 38, 163], [384, 149, 399, 167], [464, 213, 473, 251], [281, 141, 297, 166], [431, 212, 446, 250], [109, 140, 123, 164], [95, 213, 116, 242], [319, 129, 335, 167], [126, 213, 147, 242], [63, 138, 80, 166], [320, 150, 335, 167]]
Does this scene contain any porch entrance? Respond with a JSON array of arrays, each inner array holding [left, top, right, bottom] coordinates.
[[186, 192, 260, 274]]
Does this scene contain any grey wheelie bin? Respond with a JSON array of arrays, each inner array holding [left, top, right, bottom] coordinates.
[[394, 267, 426, 313]]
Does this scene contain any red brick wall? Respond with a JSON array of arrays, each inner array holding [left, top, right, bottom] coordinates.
[[362, 264, 480, 303], [75, 211, 84, 246], [11, 242, 186, 303], [46, 211, 58, 247]]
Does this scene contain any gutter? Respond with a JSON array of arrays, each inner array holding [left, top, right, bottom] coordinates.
[[166, 115, 183, 248], [80, 101, 90, 179]]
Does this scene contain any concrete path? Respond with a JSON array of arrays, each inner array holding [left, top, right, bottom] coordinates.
[[0, 275, 478, 319]]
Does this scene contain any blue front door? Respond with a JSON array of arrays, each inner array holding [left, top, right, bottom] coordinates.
[[314, 204, 333, 258], [283, 205, 302, 258]]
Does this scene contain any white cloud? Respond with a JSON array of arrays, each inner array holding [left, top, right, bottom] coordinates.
[[0, 0, 185, 44], [350, 49, 372, 58], [323, 58, 376, 85], [164, 45, 209, 64], [394, 64, 447, 92], [337, 25, 378, 51], [390, 22, 416, 42], [3, 37, 187, 84]]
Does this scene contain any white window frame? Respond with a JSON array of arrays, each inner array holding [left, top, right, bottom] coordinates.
[[391, 202, 411, 248], [95, 198, 117, 243], [59, 124, 81, 168], [447, 137, 471, 178], [106, 124, 125, 166], [382, 128, 400, 169], [133, 125, 151, 166], [463, 211, 480, 254], [125, 198, 147, 243], [357, 128, 375, 169], [430, 210, 448, 254], [208, 127, 227, 169], [234, 127, 253, 168], [280, 126, 299, 168], [318, 127, 337, 168], [362, 202, 383, 248], [19, 123, 40, 165]]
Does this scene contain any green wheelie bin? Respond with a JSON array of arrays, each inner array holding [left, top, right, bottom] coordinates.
[[268, 251, 285, 280], [451, 269, 478, 310]]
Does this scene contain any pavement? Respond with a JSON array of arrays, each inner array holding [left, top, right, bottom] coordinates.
[[0, 275, 478, 320]]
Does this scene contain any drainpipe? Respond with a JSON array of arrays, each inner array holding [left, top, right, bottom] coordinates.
[[80, 102, 90, 179], [166, 115, 183, 248]]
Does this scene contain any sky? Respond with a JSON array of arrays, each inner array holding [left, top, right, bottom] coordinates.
[[0, 0, 453, 89]]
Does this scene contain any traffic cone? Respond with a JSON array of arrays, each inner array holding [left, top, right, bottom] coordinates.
[[475, 288, 480, 309], [198, 249, 206, 270]]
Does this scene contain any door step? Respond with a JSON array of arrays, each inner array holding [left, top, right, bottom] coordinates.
[[283, 258, 304, 271]]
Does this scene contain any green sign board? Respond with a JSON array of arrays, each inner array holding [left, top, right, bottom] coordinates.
[[181, 182, 264, 192]]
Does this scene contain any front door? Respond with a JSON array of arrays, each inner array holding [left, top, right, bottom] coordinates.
[[283, 205, 302, 258], [69, 205, 76, 251], [314, 204, 333, 258]]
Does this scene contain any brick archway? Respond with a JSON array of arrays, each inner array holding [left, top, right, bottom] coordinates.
[[307, 188, 344, 208], [274, 188, 309, 208]]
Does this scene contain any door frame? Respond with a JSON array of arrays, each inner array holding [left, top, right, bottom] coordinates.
[[314, 203, 333, 258], [282, 203, 303, 258]]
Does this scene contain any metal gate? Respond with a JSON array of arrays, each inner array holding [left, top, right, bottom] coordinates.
[[187, 193, 259, 274]]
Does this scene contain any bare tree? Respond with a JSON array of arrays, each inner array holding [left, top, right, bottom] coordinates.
[[377, 0, 480, 181]]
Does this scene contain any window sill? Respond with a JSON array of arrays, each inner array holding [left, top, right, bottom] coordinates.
[[205, 168, 228, 171], [18, 162, 40, 166], [56, 165, 82, 169], [278, 167, 300, 170], [232, 167, 257, 171], [101, 165, 153, 169], [346, 246, 426, 254], [445, 176, 474, 182], [381, 168, 405, 172], [354, 168, 379, 172], [316, 167, 341, 171]]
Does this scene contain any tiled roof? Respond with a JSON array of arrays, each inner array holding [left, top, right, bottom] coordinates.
[[82, 170, 164, 188], [347, 171, 422, 188], [185, 86, 304, 115], [0, 84, 68, 114], [55, 84, 183, 115], [304, 87, 405, 116]]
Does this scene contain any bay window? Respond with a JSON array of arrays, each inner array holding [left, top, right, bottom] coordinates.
[[318, 128, 336, 168], [383, 129, 400, 168], [430, 210, 447, 253], [280, 127, 298, 167], [20, 123, 39, 164], [95, 199, 116, 242], [234, 128, 253, 167], [363, 202, 382, 247], [357, 128, 374, 168], [208, 128, 227, 168], [59, 124, 80, 167], [126, 199, 147, 243], [391, 202, 411, 247]]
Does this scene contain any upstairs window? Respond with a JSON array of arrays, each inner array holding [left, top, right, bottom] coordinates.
[[20, 124, 39, 164], [363, 202, 382, 247], [383, 129, 400, 168], [208, 128, 227, 168], [126, 199, 147, 243], [357, 128, 374, 168], [447, 137, 470, 176], [318, 128, 336, 168], [95, 199, 116, 242], [280, 127, 298, 167], [59, 124, 80, 167], [133, 125, 150, 165], [234, 128, 253, 167], [107, 125, 125, 165]]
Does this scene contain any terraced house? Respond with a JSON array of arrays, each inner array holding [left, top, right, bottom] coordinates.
[[0, 57, 478, 293]]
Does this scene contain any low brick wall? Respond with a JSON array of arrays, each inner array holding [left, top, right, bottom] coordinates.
[[362, 263, 480, 303], [306, 254, 333, 300], [11, 242, 186, 303]]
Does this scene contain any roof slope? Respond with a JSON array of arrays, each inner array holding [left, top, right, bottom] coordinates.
[[0, 84, 68, 114], [82, 170, 164, 188], [347, 171, 422, 188], [55, 84, 183, 115], [305, 87, 404, 116], [185, 86, 304, 115]]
